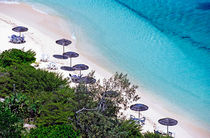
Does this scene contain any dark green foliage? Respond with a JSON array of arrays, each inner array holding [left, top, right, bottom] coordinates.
[[27, 124, 79, 138], [81, 71, 140, 117], [73, 72, 144, 137], [0, 48, 36, 68], [144, 132, 170, 138], [0, 71, 10, 97], [117, 120, 143, 137], [76, 111, 143, 138], [0, 49, 169, 137], [74, 84, 98, 110], [3, 93, 39, 119], [0, 102, 23, 137], [0, 64, 68, 96], [77, 111, 117, 137], [35, 88, 76, 126]]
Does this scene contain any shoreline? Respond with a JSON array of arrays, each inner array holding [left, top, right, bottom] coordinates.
[[0, 2, 209, 138]]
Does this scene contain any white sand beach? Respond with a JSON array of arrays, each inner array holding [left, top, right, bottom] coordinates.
[[0, 2, 209, 138]]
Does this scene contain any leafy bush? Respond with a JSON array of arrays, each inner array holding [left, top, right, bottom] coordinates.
[[73, 84, 98, 111], [0, 71, 9, 97], [0, 49, 170, 137], [0, 48, 36, 68], [76, 111, 143, 138], [116, 120, 143, 137], [0, 64, 68, 96], [3, 93, 39, 119], [77, 72, 140, 118], [76, 111, 117, 137], [27, 124, 79, 138], [0, 102, 23, 137], [35, 88, 76, 126]]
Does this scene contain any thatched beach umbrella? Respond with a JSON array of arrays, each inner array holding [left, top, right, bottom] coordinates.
[[130, 103, 148, 118], [80, 76, 96, 84], [71, 76, 96, 84], [55, 39, 72, 55], [72, 64, 89, 76], [102, 91, 119, 98], [63, 51, 79, 67], [60, 66, 75, 71], [12, 26, 28, 36], [158, 118, 178, 134], [53, 54, 68, 59]]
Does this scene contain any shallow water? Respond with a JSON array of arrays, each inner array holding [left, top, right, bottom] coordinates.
[[11, 0, 210, 128]]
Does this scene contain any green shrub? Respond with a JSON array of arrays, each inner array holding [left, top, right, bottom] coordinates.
[[76, 111, 117, 137], [85, 72, 140, 117], [0, 64, 68, 96], [0, 48, 36, 68], [76, 111, 143, 138], [117, 120, 143, 137], [0, 70, 10, 97], [35, 88, 76, 126], [27, 124, 79, 138], [0, 102, 23, 137], [0, 49, 169, 137], [3, 93, 39, 119]]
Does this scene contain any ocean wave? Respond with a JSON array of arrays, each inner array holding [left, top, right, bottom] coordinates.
[[0, 0, 20, 4], [115, 0, 210, 51], [31, 5, 49, 15], [197, 2, 210, 10], [21, 0, 60, 16]]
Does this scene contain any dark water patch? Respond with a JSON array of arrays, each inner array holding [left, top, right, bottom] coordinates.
[[115, 0, 210, 50], [181, 36, 191, 39], [197, 2, 210, 11], [199, 46, 210, 52], [114, 0, 152, 24], [115, 0, 209, 52], [114, 0, 172, 36], [181, 36, 210, 53]]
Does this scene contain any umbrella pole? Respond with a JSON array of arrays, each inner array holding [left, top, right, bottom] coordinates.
[[19, 32, 21, 37], [63, 46, 64, 55], [80, 70, 81, 77], [138, 111, 140, 119], [167, 125, 168, 134], [70, 58, 72, 67]]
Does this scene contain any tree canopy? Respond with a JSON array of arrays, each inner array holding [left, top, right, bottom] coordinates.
[[0, 48, 36, 68], [27, 124, 79, 138], [0, 102, 23, 137], [0, 49, 169, 137]]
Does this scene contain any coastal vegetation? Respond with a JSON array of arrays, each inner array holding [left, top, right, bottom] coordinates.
[[0, 49, 35, 68], [0, 48, 169, 137]]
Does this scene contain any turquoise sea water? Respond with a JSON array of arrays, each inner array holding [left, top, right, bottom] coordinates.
[[8, 0, 210, 128]]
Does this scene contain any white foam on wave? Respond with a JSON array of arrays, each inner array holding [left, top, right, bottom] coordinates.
[[0, 0, 20, 4], [29, 3, 59, 16], [71, 32, 77, 40], [31, 6, 49, 15]]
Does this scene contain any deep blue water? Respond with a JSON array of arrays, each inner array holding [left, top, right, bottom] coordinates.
[[8, 0, 210, 128]]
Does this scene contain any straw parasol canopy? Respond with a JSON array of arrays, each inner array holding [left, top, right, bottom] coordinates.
[[72, 64, 89, 76], [63, 51, 79, 67], [130, 103, 149, 118], [158, 118, 178, 134], [102, 91, 119, 98], [53, 54, 68, 59], [80, 76, 96, 84], [55, 39, 72, 55], [72, 76, 96, 84], [60, 66, 75, 71], [12, 26, 28, 36]]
